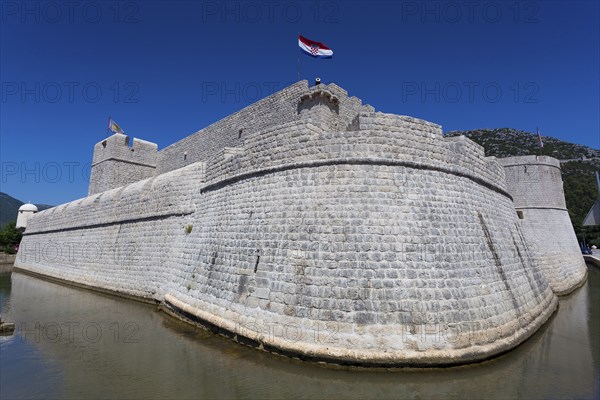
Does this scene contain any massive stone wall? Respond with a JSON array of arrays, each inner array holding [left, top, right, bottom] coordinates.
[[499, 156, 587, 295], [18, 162, 205, 300], [16, 89, 559, 366]]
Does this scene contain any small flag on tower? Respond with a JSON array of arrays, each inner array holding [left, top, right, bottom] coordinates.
[[298, 35, 333, 59], [108, 117, 125, 135], [537, 127, 544, 149]]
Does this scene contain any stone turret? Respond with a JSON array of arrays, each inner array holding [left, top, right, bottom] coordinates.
[[16, 203, 38, 231], [499, 155, 587, 295], [88, 133, 158, 195]]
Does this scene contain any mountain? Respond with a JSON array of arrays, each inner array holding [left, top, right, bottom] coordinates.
[[445, 128, 600, 245], [0, 192, 53, 228]]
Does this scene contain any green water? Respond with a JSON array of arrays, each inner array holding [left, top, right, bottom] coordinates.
[[1, 265, 599, 400]]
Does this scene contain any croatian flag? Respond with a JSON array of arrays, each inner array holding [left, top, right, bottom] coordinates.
[[298, 35, 333, 59]]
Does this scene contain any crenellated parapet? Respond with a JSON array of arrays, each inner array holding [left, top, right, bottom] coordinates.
[[200, 112, 508, 201], [89, 133, 158, 196], [156, 81, 374, 175]]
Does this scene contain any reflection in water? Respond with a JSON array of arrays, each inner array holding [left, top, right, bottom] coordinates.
[[1, 267, 599, 400]]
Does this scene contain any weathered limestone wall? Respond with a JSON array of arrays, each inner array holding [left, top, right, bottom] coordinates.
[[158, 113, 556, 366], [16, 83, 560, 367], [156, 81, 372, 175], [17, 162, 205, 300], [89, 133, 158, 195], [499, 156, 587, 295]]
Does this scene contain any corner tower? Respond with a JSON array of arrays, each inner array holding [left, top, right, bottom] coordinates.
[[499, 155, 587, 295], [88, 133, 158, 195]]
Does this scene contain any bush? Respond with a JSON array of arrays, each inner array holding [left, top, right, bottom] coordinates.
[[2, 246, 16, 255], [0, 221, 22, 252]]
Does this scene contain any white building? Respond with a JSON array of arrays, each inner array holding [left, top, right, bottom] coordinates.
[[16, 203, 38, 231]]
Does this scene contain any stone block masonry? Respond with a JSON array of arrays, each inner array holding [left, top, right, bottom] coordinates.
[[499, 156, 587, 295], [16, 80, 577, 367]]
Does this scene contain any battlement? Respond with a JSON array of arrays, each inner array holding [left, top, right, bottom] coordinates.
[[156, 81, 374, 175], [198, 110, 509, 200], [88, 133, 158, 195]]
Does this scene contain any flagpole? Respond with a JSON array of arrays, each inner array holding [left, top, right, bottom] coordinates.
[[107, 116, 111, 137], [297, 33, 300, 81]]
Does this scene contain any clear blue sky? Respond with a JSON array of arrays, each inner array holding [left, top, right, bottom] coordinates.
[[1, 0, 599, 206]]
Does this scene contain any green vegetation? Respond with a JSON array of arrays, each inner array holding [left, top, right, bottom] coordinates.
[[562, 161, 600, 246], [0, 221, 22, 254], [445, 128, 600, 160], [445, 128, 600, 246]]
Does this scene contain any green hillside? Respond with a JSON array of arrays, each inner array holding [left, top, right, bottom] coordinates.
[[0, 192, 25, 228], [445, 128, 600, 246]]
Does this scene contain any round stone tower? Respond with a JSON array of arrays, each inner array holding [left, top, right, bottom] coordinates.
[[499, 156, 587, 295]]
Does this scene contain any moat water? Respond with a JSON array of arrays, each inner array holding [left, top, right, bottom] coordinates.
[[1, 265, 598, 400]]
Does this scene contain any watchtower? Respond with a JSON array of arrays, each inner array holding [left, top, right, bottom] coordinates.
[[88, 133, 158, 195], [499, 155, 587, 294]]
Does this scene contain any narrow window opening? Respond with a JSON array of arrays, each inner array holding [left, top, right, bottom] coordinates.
[[254, 255, 260, 273], [517, 210, 524, 219], [238, 128, 243, 139], [101, 140, 107, 148], [183, 152, 188, 161]]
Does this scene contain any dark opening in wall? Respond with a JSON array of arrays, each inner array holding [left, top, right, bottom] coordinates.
[[183, 152, 187, 161], [254, 255, 260, 273], [517, 210, 524, 219], [102, 140, 107, 148], [254, 249, 260, 273], [238, 128, 244, 139]]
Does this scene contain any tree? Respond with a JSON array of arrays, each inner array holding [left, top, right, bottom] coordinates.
[[0, 221, 22, 254]]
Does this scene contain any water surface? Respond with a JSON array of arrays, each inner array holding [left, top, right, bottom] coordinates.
[[1, 265, 599, 399]]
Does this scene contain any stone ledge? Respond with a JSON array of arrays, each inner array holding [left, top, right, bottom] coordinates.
[[162, 292, 558, 368]]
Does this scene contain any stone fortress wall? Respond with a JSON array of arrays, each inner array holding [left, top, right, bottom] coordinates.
[[88, 82, 373, 195], [499, 156, 587, 294], [17, 80, 585, 367]]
